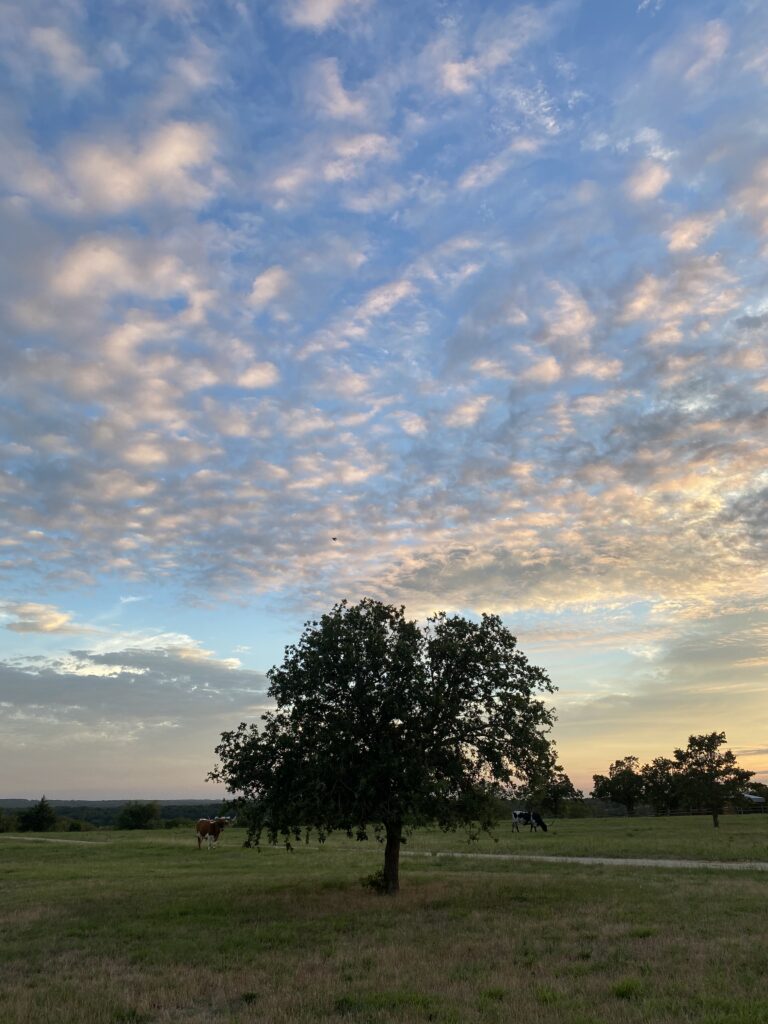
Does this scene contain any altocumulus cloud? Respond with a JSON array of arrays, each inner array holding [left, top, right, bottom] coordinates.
[[1, 0, 768, 793]]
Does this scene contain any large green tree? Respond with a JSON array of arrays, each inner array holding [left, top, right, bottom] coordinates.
[[673, 732, 753, 828], [17, 795, 58, 832], [641, 757, 681, 816], [210, 599, 556, 894], [591, 755, 645, 816]]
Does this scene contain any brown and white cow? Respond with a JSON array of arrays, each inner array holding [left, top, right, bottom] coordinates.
[[196, 817, 230, 850]]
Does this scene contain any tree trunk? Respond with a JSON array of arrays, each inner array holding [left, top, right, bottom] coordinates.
[[383, 821, 402, 895], [712, 811, 719, 828]]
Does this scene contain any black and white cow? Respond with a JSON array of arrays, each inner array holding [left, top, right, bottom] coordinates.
[[511, 810, 548, 833]]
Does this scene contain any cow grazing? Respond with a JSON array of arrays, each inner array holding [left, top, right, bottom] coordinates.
[[196, 817, 230, 850], [511, 810, 548, 833]]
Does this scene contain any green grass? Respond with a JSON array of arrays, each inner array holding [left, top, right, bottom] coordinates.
[[401, 813, 768, 862], [1, 819, 766, 1023]]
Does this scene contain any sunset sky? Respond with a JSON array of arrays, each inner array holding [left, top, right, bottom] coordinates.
[[1, 0, 766, 800]]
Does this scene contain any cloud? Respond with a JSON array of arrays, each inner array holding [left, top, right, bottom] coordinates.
[[353, 278, 415, 321], [651, 19, 730, 85], [0, 120, 216, 217], [395, 412, 427, 436], [0, 637, 269, 793], [323, 133, 397, 183], [2, 0, 767, 797], [546, 285, 596, 350], [441, 60, 479, 96], [619, 255, 740, 340], [457, 138, 541, 191], [735, 311, 768, 331], [283, 0, 365, 31], [444, 395, 492, 428], [307, 58, 368, 119], [520, 356, 562, 385], [235, 362, 280, 389], [66, 122, 217, 213], [343, 182, 406, 213], [2, 602, 84, 634], [248, 266, 290, 309], [52, 236, 195, 303], [665, 210, 724, 252], [683, 20, 729, 82], [735, 158, 768, 237], [269, 132, 397, 203], [625, 160, 671, 201], [573, 357, 623, 380], [28, 26, 98, 88], [438, 5, 550, 96]]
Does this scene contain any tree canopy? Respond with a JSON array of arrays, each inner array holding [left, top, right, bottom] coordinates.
[[517, 755, 583, 817], [591, 755, 644, 816], [640, 757, 681, 816], [592, 735, 755, 825], [17, 795, 58, 832], [673, 732, 753, 828], [210, 598, 556, 893]]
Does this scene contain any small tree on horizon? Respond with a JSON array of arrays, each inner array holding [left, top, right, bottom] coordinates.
[[673, 732, 753, 828], [17, 795, 58, 832], [210, 598, 556, 894], [591, 755, 645, 816]]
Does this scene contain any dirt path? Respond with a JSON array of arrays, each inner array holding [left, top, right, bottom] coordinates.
[[403, 850, 768, 871], [0, 835, 109, 845]]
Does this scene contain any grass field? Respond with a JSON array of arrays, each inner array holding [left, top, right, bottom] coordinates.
[[403, 813, 768, 862], [2, 817, 766, 1024]]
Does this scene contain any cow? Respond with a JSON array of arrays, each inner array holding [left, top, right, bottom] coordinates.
[[511, 810, 548, 833], [196, 817, 230, 850]]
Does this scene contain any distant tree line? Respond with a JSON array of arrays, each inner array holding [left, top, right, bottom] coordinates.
[[0, 798, 227, 832], [0, 796, 82, 833], [591, 732, 762, 827]]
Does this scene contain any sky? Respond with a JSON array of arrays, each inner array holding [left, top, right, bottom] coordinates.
[[1, 0, 766, 800]]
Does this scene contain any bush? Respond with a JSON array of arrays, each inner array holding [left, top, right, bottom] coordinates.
[[62, 819, 96, 832], [360, 869, 389, 894], [116, 802, 161, 830]]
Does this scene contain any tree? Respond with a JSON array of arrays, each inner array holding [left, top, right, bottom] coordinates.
[[540, 768, 583, 817], [116, 801, 161, 830], [17, 795, 58, 832], [747, 781, 768, 802], [0, 809, 19, 833], [517, 754, 583, 817], [210, 599, 556, 894], [591, 756, 644, 816], [641, 757, 681, 816], [673, 732, 753, 828]]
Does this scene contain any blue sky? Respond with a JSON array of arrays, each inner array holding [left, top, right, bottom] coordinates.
[[1, 0, 766, 798]]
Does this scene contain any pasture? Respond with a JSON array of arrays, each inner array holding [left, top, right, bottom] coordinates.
[[2, 816, 766, 1024]]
